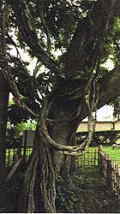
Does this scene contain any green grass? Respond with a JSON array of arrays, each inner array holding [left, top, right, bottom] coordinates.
[[77, 146, 120, 167], [5, 148, 32, 166], [102, 146, 120, 162], [87, 146, 120, 162]]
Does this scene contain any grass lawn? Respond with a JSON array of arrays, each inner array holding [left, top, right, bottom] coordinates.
[[86, 146, 120, 162], [78, 146, 120, 166], [101, 146, 120, 163]]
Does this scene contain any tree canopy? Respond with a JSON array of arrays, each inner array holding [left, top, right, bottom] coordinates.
[[2, 0, 120, 122]]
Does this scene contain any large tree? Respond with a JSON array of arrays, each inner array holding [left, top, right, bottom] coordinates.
[[0, 1, 10, 180], [2, 0, 120, 212]]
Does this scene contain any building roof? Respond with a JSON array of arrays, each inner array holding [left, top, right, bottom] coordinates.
[[77, 120, 120, 133]]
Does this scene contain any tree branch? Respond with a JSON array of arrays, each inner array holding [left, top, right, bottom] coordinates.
[[100, 66, 120, 105], [63, 0, 120, 76], [0, 55, 38, 118], [75, 66, 120, 122], [11, 0, 59, 75]]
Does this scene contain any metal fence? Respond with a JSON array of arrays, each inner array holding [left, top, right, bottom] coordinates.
[[5, 130, 34, 167], [5, 147, 32, 167], [5, 145, 99, 169], [78, 148, 98, 168]]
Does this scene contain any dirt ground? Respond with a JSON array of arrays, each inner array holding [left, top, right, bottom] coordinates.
[[56, 167, 120, 213], [0, 166, 120, 213]]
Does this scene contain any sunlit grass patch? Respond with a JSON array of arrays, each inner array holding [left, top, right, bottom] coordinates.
[[101, 146, 120, 165]]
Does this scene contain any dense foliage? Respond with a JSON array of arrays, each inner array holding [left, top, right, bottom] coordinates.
[[3, 0, 120, 123], [0, 0, 120, 124]]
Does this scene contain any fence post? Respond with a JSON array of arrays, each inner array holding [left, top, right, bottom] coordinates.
[[98, 145, 102, 170], [23, 130, 27, 161], [106, 158, 112, 189], [94, 149, 97, 166]]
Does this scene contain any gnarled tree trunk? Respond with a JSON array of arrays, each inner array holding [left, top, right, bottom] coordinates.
[[20, 92, 82, 213]]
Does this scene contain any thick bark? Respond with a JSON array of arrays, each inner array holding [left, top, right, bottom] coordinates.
[[47, 94, 80, 172], [0, 72, 9, 181]]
